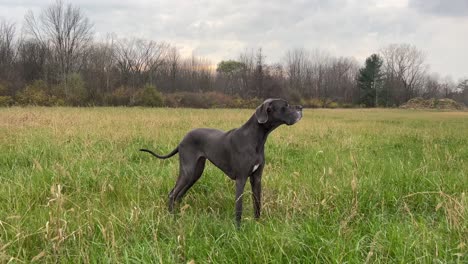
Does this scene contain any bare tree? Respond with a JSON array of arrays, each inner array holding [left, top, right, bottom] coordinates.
[[114, 38, 168, 89], [308, 49, 332, 99], [380, 44, 428, 103], [24, 0, 93, 93], [283, 48, 338, 100], [166, 46, 181, 91], [254, 48, 265, 97], [456, 78, 468, 105], [17, 39, 50, 83], [0, 19, 16, 82], [179, 54, 213, 92], [82, 35, 116, 97], [327, 56, 359, 103], [238, 49, 256, 96], [422, 73, 442, 99], [284, 48, 308, 96], [147, 41, 169, 87], [262, 63, 286, 98], [440, 75, 455, 98]]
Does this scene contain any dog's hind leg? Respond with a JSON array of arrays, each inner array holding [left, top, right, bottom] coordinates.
[[175, 157, 206, 201], [168, 152, 206, 212]]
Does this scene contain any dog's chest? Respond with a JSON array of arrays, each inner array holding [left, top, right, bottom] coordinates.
[[252, 164, 260, 173], [249, 151, 264, 173]]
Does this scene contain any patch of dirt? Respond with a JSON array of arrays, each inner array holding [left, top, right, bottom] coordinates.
[[400, 97, 465, 110]]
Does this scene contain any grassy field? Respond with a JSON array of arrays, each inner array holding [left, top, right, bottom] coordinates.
[[0, 107, 467, 263]]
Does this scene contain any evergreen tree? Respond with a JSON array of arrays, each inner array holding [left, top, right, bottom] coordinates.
[[358, 54, 384, 107]]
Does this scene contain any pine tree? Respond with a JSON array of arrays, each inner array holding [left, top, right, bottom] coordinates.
[[358, 54, 384, 107]]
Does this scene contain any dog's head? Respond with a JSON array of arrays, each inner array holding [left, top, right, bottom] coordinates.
[[255, 98, 302, 126]]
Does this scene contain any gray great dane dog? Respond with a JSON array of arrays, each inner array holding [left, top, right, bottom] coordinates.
[[140, 98, 303, 226]]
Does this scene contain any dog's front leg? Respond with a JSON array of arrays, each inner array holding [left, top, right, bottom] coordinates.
[[235, 177, 247, 227], [250, 169, 262, 219]]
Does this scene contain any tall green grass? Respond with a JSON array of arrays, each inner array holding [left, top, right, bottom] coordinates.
[[0, 107, 467, 263]]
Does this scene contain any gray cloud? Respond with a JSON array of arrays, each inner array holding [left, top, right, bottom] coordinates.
[[0, 0, 467, 80], [409, 0, 468, 17]]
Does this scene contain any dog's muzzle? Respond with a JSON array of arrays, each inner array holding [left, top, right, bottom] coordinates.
[[288, 105, 303, 125], [295, 105, 303, 123], [295, 110, 302, 123]]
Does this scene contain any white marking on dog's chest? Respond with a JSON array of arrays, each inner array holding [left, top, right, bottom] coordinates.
[[252, 164, 260, 173]]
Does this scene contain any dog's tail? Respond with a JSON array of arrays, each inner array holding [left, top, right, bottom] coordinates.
[[139, 147, 178, 159]]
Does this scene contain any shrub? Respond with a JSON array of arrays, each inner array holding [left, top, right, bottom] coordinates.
[[0, 84, 13, 106], [0, 83, 8, 95], [299, 98, 345, 108], [104, 87, 132, 106], [286, 89, 302, 104], [0, 96, 13, 106], [203, 92, 233, 108], [231, 97, 262, 108], [321, 99, 338, 108], [400, 97, 464, 110], [16, 80, 47, 105], [163, 93, 179, 107], [301, 98, 324, 108], [179, 92, 209, 108], [326, 101, 339, 108], [62, 73, 88, 106], [164, 92, 215, 108], [16, 80, 64, 106], [132, 84, 163, 107], [163, 92, 261, 108], [341, 103, 354, 108]]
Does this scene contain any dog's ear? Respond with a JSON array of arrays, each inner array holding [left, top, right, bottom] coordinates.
[[255, 100, 272, 124]]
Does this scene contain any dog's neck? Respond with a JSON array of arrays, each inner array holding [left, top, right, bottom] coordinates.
[[237, 114, 282, 153]]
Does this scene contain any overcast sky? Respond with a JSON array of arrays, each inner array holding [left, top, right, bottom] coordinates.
[[1, 0, 467, 80]]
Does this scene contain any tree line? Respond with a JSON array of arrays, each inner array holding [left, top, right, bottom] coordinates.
[[1, 1, 467, 107]]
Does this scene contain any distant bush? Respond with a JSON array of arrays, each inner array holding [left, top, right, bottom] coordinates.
[[301, 98, 324, 108], [322, 99, 339, 108], [0, 96, 13, 106], [11, 80, 358, 108], [299, 98, 343, 108], [311, 98, 324, 108], [132, 84, 163, 107], [164, 92, 214, 108], [178, 92, 209, 108], [163, 92, 262, 108], [326, 101, 339, 108], [400, 97, 464, 110], [163, 93, 179, 107], [16, 80, 49, 105], [0, 83, 8, 95], [104, 87, 132, 106], [63, 73, 88, 106], [341, 103, 355, 108], [0, 84, 13, 106], [287, 89, 302, 104], [203, 92, 233, 108], [16, 80, 64, 106], [229, 97, 262, 108]]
